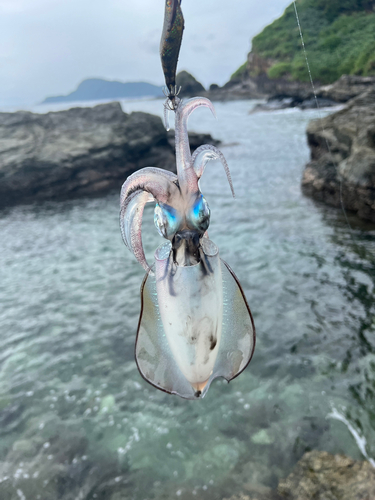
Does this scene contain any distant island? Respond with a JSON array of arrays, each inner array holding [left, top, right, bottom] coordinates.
[[42, 78, 163, 104]]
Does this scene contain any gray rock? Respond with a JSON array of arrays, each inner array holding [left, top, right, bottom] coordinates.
[[299, 98, 337, 110], [176, 71, 205, 97], [302, 89, 375, 223], [209, 83, 220, 91], [212, 73, 375, 104], [206, 78, 265, 102], [317, 75, 375, 103], [226, 451, 375, 500], [249, 97, 337, 114], [0, 102, 219, 207], [278, 450, 375, 500]]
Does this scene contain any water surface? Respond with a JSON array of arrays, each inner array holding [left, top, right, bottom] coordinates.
[[1, 100, 375, 500]]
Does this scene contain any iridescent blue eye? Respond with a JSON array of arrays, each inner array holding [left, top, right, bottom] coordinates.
[[154, 203, 180, 239], [188, 194, 210, 232]]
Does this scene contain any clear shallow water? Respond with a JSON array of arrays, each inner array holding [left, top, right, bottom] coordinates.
[[0, 100, 375, 500]]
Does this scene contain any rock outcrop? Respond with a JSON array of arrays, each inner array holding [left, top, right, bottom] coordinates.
[[221, 49, 375, 105], [278, 450, 375, 500], [224, 451, 375, 500], [0, 102, 218, 207], [176, 71, 205, 97], [302, 89, 375, 222], [316, 75, 375, 103], [222, 72, 375, 107]]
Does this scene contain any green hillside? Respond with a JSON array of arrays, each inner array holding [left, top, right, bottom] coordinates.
[[232, 0, 375, 84]]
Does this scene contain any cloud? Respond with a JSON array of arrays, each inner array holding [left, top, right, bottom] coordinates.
[[0, 0, 290, 106]]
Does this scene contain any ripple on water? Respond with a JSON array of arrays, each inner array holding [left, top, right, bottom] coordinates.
[[0, 100, 375, 499]]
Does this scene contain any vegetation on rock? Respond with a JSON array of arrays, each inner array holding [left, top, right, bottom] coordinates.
[[232, 0, 375, 84]]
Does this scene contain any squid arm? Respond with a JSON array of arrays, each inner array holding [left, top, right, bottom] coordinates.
[[120, 167, 178, 205], [191, 144, 235, 197], [120, 167, 178, 271]]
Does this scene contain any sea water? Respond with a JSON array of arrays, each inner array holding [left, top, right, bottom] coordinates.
[[0, 100, 374, 499]]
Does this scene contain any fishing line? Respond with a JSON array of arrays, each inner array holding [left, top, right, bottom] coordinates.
[[293, 1, 375, 468], [293, 1, 355, 236]]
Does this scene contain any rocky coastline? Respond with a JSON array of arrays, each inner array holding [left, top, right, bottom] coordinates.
[[177, 70, 375, 111], [213, 73, 375, 108], [0, 102, 218, 207], [302, 89, 375, 223]]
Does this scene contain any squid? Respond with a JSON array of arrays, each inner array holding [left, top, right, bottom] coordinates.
[[120, 97, 255, 399]]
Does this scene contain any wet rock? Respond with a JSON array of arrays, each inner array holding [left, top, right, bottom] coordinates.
[[250, 96, 337, 113], [176, 71, 205, 97], [250, 98, 297, 113], [302, 89, 375, 223], [227, 451, 375, 500], [299, 98, 337, 110], [317, 75, 375, 103], [0, 102, 219, 207], [206, 78, 263, 102], [278, 450, 375, 499]]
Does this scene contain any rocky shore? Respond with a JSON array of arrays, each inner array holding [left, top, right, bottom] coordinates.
[[302, 89, 375, 223], [225, 451, 375, 500], [0, 102, 217, 207], [177, 69, 375, 110], [219, 73, 375, 110]]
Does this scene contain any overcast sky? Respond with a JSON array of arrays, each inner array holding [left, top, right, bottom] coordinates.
[[0, 0, 290, 107]]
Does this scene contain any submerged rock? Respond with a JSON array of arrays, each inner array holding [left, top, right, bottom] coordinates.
[[0, 102, 218, 207], [278, 450, 375, 499], [251, 429, 275, 445], [225, 451, 375, 500], [302, 89, 375, 223]]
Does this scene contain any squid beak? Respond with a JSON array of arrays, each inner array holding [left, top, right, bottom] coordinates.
[[172, 230, 201, 266]]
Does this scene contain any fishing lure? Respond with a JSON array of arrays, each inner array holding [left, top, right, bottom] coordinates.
[[120, 97, 255, 399], [160, 0, 184, 129], [160, 0, 184, 100]]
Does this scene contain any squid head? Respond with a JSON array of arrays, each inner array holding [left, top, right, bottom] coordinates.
[[120, 97, 255, 399]]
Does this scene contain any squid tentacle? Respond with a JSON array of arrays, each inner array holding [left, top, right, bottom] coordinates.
[[191, 144, 235, 198], [120, 191, 154, 271], [163, 101, 171, 132], [120, 167, 178, 271], [175, 97, 216, 177]]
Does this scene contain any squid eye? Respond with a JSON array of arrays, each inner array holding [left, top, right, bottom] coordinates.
[[154, 203, 179, 239], [190, 194, 210, 232]]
